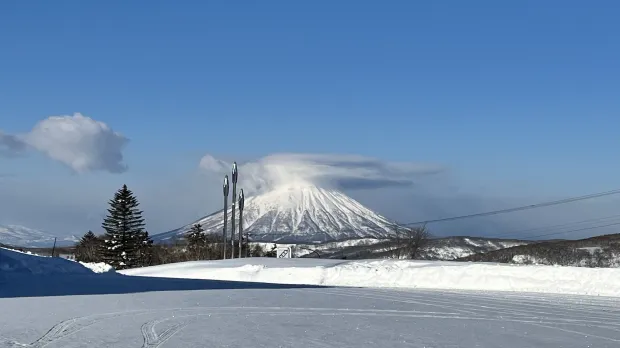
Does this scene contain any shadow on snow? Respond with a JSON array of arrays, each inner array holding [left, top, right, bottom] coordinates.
[[0, 273, 329, 299]]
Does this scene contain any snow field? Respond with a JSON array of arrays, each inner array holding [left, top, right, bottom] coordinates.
[[2, 282, 620, 347], [3, 245, 619, 298], [2, 247, 620, 346], [121, 257, 620, 297]]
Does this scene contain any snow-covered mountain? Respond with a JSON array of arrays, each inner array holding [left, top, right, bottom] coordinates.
[[0, 224, 78, 248], [154, 184, 401, 244]]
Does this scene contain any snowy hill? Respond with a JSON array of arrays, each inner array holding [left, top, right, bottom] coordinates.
[[154, 184, 401, 244], [419, 236, 531, 260], [0, 224, 78, 248], [0, 247, 93, 275], [265, 236, 531, 260], [460, 233, 620, 267]]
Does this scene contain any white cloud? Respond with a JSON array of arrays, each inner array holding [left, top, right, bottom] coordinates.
[[198, 155, 230, 173], [3, 113, 129, 173], [199, 153, 447, 195]]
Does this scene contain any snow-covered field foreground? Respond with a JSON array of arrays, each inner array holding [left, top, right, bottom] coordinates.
[[2, 281, 620, 347], [121, 257, 620, 297], [2, 248, 620, 347]]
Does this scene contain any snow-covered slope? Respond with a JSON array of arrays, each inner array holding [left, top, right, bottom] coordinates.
[[121, 258, 620, 297], [0, 247, 92, 275], [420, 236, 530, 260], [4, 263, 619, 347], [155, 184, 400, 244], [0, 224, 78, 248]]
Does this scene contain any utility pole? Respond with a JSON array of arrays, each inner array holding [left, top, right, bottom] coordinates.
[[231, 162, 238, 258], [238, 188, 244, 258], [222, 175, 229, 259], [51, 237, 57, 257]]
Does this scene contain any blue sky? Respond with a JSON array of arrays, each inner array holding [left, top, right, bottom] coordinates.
[[1, 1, 619, 239]]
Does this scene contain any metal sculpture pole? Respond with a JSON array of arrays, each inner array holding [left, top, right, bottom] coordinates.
[[230, 162, 238, 258], [238, 189, 244, 258], [222, 175, 229, 260]]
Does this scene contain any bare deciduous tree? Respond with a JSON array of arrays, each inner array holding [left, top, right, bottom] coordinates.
[[389, 225, 430, 260]]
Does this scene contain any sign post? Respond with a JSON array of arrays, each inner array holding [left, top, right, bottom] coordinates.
[[276, 246, 292, 258]]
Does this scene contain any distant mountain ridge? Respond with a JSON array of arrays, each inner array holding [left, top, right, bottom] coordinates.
[[154, 184, 402, 244], [420, 236, 533, 260], [0, 224, 78, 248]]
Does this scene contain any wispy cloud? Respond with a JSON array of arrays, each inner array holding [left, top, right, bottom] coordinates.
[[0, 131, 27, 157], [0, 113, 129, 173]]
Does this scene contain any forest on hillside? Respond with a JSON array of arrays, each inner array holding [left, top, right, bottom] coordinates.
[[458, 233, 620, 267]]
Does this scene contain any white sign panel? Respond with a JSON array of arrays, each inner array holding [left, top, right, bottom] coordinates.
[[276, 246, 292, 258]]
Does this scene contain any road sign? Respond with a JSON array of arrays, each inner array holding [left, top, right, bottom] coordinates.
[[276, 247, 292, 258]]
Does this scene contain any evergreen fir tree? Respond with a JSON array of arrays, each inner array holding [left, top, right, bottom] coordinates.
[[250, 243, 265, 257], [186, 224, 206, 259], [187, 224, 205, 247], [80, 230, 98, 244], [265, 243, 278, 257], [75, 230, 102, 263], [101, 184, 146, 269], [136, 230, 154, 267]]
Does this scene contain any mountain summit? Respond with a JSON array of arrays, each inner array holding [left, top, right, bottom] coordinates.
[[154, 184, 400, 244]]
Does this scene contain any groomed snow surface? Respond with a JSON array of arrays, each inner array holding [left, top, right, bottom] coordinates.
[[2, 247, 620, 347]]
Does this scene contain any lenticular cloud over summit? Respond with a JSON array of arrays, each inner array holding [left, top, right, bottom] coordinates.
[[199, 153, 445, 194]]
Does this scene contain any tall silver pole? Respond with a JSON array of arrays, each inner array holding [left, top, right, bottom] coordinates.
[[222, 175, 229, 260], [238, 189, 244, 258], [231, 162, 238, 259]]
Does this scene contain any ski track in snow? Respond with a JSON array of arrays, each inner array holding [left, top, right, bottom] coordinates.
[[2, 287, 620, 347]]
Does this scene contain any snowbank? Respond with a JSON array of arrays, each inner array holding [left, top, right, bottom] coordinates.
[[0, 247, 93, 275], [79, 262, 115, 273], [121, 258, 620, 297], [0, 247, 115, 275]]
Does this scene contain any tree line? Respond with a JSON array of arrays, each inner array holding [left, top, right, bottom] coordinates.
[[74, 184, 269, 269], [74, 184, 153, 269], [458, 234, 620, 268]]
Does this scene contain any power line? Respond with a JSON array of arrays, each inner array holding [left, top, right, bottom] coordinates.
[[518, 221, 620, 240], [400, 188, 620, 226], [485, 214, 620, 239]]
